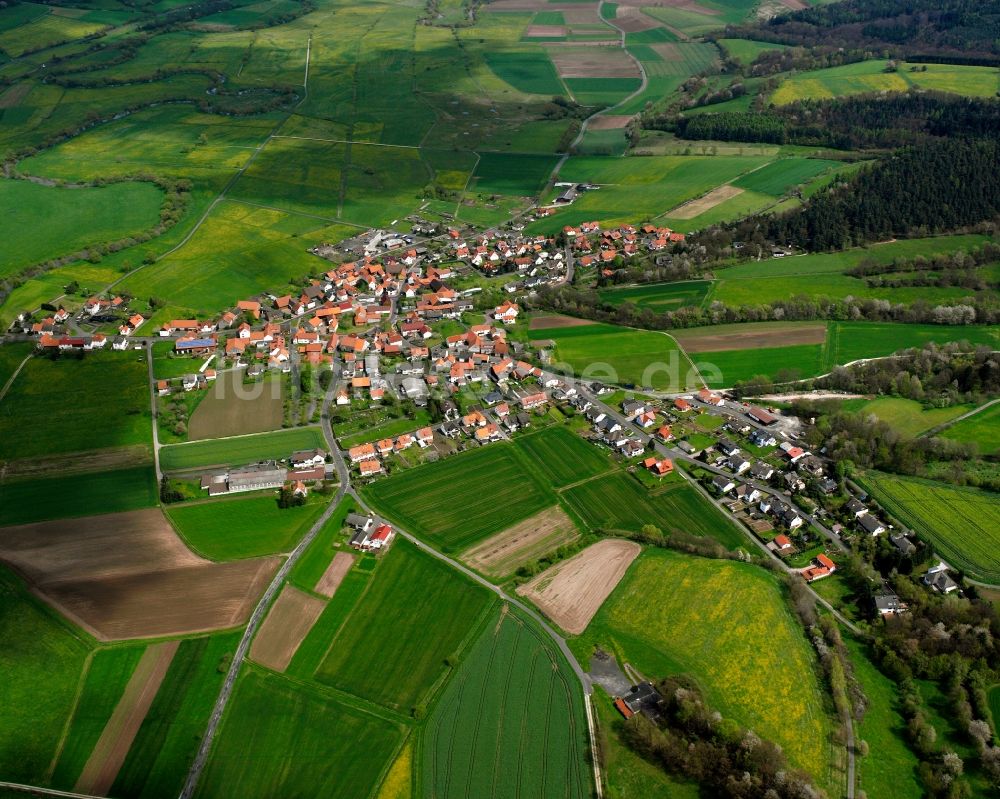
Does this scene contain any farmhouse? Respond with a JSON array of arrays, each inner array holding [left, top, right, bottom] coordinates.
[[290, 448, 327, 468], [643, 457, 674, 477], [350, 522, 395, 552], [803, 553, 836, 582], [697, 389, 724, 407]]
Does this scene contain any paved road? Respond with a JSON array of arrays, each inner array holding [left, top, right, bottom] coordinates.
[[0, 782, 102, 799]]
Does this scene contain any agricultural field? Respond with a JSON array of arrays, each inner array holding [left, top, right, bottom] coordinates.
[[573, 549, 837, 783], [166, 493, 327, 560], [0, 342, 32, 388], [771, 60, 1000, 105], [695, 342, 825, 387], [530, 320, 699, 391], [315, 539, 495, 712], [840, 398, 974, 438], [940, 402, 1000, 456], [640, 0, 758, 37], [484, 50, 566, 95], [249, 585, 326, 672], [823, 321, 1000, 369], [185, 370, 283, 440], [159, 426, 327, 472], [0, 351, 150, 462], [0, 179, 163, 280], [561, 471, 745, 549], [0, 466, 157, 526], [513, 425, 613, 487], [461, 505, 581, 579], [858, 472, 1000, 584], [423, 605, 592, 799], [199, 667, 404, 799], [362, 443, 555, 551], [471, 152, 562, 197], [717, 38, 788, 64], [597, 279, 711, 311]]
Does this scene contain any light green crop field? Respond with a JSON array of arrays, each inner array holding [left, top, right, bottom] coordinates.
[[640, 0, 757, 36], [166, 494, 327, 560], [772, 60, 1000, 105], [597, 280, 711, 311], [0, 466, 157, 526], [842, 398, 974, 438], [484, 50, 566, 96], [941, 402, 1000, 456], [50, 645, 147, 790], [160, 426, 327, 472], [859, 472, 1000, 583], [0, 351, 150, 462], [561, 471, 745, 549], [362, 443, 555, 552], [0, 13, 105, 57], [572, 550, 837, 784], [198, 668, 404, 799], [472, 152, 562, 196], [0, 567, 90, 785], [530, 321, 699, 391], [824, 321, 1000, 368], [111, 632, 240, 799], [694, 343, 826, 387], [0, 342, 33, 388], [0, 179, 163, 279], [732, 158, 840, 196], [717, 38, 788, 64], [513, 425, 614, 488], [315, 539, 496, 712], [152, 341, 210, 380], [423, 606, 591, 799]]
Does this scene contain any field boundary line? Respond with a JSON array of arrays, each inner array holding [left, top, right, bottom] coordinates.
[[45, 649, 95, 783], [555, 468, 620, 492], [0, 352, 32, 405], [0, 782, 104, 799], [920, 396, 1000, 439]]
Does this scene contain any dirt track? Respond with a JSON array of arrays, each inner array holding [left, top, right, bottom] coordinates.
[[516, 539, 641, 634], [668, 185, 743, 219], [463, 506, 579, 577], [588, 115, 634, 130], [0, 508, 280, 640], [674, 322, 828, 352], [74, 640, 179, 796], [314, 551, 355, 597], [249, 585, 325, 672]]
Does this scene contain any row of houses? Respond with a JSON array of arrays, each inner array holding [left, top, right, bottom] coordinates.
[[347, 427, 436, 476]]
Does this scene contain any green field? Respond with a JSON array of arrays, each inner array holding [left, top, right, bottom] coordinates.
[[0, 179, 163, 279], [198, 668, 404, 799], [940, 402, 1000, 456], [160, 426, 327, 471], [315, 539, 495, 712], [0, 466, 157, 526], [561, 471, 745, 549], [51, 645, 147, 790], [572, 549, 836, 782], [152, 341, 211, 379], [530, 321, 699, 391], [423, 605, 591, 799], [484, 50, 566, 96], [513, 425, 613, 488], [731, 157, 839, 196], [0, 351, 150, 461], [597, 280, 711, 311], [717, 38, 788, 64], [824, 321, 1000, 369], [471, 152, 561, 196], [0, 343, 32, 388], [111, 632, 240, 799], [287, 497, 356, 592], [362, 444, 555, 551], [694, 343, 826, 387], [166, 494, 326, 560], [841, 398, 973, 438], [772, 60, 1000, 105], [0, 567, 90, 785], [858, 472, 1000, 583]]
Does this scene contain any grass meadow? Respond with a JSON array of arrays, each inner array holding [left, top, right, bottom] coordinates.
[[0, 342, 32, 387], [0, 351, 150, 461], [166, 493, 327, 560], [0, 466, 157, 526], [561, 472, 745, 549], [111, 632, 241, 799], [858, 472, 1000, 583], [694, 343, 825, 387], [717, 38, 787, 64], [159, 426, 327, 472], [597, 280, 711, 311], [530, 321, 698, 391], [286, 497, 356, 591], [513, 425, 614, 488], [0, 566, 91, 785], [198, 668, 404, 799], [572, 549, 836, 784], [941, 402, 1000, 456], [423, 606, 591, 799], [315, 539, 496, 712], [824, 321, 1000, 368], [840, 398, 973, 438], [362, 444, 555, 551]]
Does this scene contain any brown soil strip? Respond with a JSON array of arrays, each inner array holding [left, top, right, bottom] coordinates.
[[0, 82, 32, 109], [187, 369, 283, 440], [547, 47, 641, 79], [562, 7, 602, 24], [667, 185, 744, 220], [74, 640, 179, 796], [588, 114, 634, 130], [617, 0, 719, 13], [516, 539, 641, 634], [314, 551, 355, 597], [613, 15, 659, 32], [0, 508, 280, 640], [673, 322, 828, 352], [778, 0, 807, 9], [650, 42, 685, 61], [529, 314, 594, 330], [462, 506, 580, 578], [525, 24, 568, 37], [0, 445, 151, 479], [249, 586, 326, 672]]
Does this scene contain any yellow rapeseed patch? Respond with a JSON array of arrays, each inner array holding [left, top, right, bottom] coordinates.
[[376, 742, 412, 799]]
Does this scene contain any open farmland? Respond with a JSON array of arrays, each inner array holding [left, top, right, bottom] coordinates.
[[461, 505, 581, 578], [423, 605, 592, 799], [940, 402, 1000, 456], [198, 668, 404, 799], [573, 549, 836, 783], [0, 508, 280, 639], [561, 471, 745, 549], [694, 343, 826, 386], [530, 321, 699, 391], [671, 321, 828, 352], [824, 321, 1000, 369], [159, 426, 326, 471], [517, 539, 640, 634], [166, 494, 326, 560], [186, 369, 284, 440], [858, 473, 1000, 584], [362, 443, 555, 551], [514, 425, 613, 487], [0, 351, 150, 462], [315, 539, 495, 711], [597, 280, 711, 311], [249, 586, 326, 672], [842, 398, 974, 438], [314, 551, 355, 597]]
